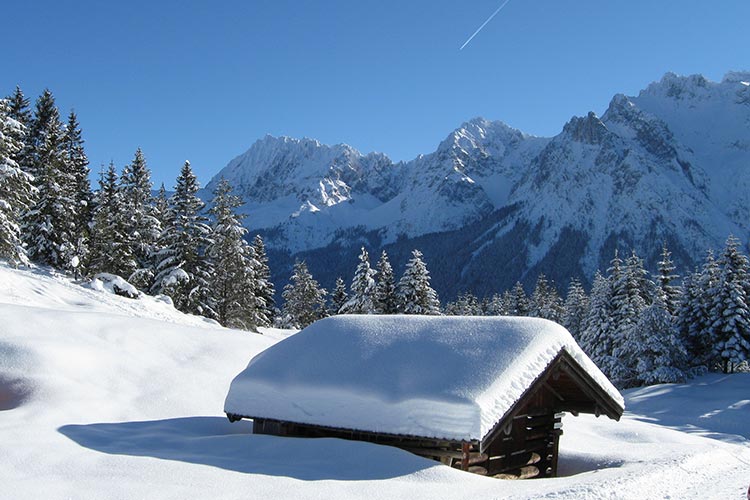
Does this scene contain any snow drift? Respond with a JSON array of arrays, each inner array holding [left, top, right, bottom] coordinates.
[[0, 265, 748, 499]]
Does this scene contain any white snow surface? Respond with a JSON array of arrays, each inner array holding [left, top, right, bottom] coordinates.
[[224, 315, 623, 441], [1, 265, 749, 499]]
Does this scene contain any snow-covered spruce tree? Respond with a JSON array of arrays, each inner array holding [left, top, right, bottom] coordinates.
[[0, 98, 34, 265], [374, 250, 398, 314], [153, 182, 170, 230], [23, 90, 59, 180], [445, 292, 481, 316], [151, 161, 215, 318], [529, 274, 564, 322], [579, 271, 614, 372], [708, 236, 750, 373], [506, 282, 529, 316], [251, 234, 276, 327], [329, 276, 349, 315], [656, 242, 681, 316], [562, 278, 589, 342], [462, 292, 482, 315], [463, 293, 481, 315], [7, 87, 31, 127], [120, 148, 161, 290], [206, 178, 262, 330], [280, 260, 327, 329], [88, 163, 136, 277], [632, 294, 687, 386], [443, 298, 460, 315], [609, 250, 650, 388], [485, 293, 507, 316], [62, 114, 92, 227], [397, 249, 440, 315], [678, 251, 720, 370], [5, 87, 31, 176], [341, 246, 377, 314], [23, 94, 79, 272], [479, 296, 492, 315]]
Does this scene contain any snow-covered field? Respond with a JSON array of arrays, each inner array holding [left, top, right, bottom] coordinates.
[[1, 265, 748, 499]]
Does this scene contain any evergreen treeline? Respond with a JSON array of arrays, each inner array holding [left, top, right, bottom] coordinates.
[[278, 248, 441, 328], [442, 242, 750, 387], [0, 88, 275, 332]]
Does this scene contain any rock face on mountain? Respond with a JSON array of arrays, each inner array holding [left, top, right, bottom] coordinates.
[[205, 72, 750, 298]]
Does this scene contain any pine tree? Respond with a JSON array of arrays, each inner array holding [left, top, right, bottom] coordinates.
[[632, 294, 688, 386], [656, 242, 681, 316], [330, 276, 349, 315], [529, 274, 564, 322], [341, 246, 377, 314], [151, 161, 215, 318], [7, 87, 31, 126], [562, 278, 589, 342], [485, 293, 507, 316], [5, 87, 30, 179], [374, 250, 398, 314], [580, 271, 615, 371], [206, 178, 261, 330], [506, 282, 529, 316], [609, 250, 650, 387], [709, 236, 750, 373], [23, 95, 79, 271], [461, 292, 481, 315], [0, 98, 34, 265], [24, 89, 59, 179], [678, 251, 720, 370], [397, 249, 440, 315], [88, 163, 135, 277], [120, 148, 161, 289], [61, 111, 92, 276], [446, 292, 482, 316], [280, 260, 327, 329], [153, 182, 170, 229], [251, 235, 276, 327]]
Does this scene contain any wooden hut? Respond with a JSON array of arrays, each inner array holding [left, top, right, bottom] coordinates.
[[225, 315, 624, 478]]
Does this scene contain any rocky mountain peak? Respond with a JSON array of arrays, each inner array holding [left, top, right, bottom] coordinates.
[[723, 71, 750, 84], [562, 111, 609, 145]]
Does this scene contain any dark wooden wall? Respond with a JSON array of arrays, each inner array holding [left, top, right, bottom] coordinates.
[[481, 384, 563, 478]]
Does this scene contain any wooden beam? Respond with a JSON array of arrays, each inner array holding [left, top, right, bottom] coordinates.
[[543, 381, 565, 402]]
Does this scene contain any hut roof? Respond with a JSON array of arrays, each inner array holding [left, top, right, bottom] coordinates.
[[224, 315, 624, 443]]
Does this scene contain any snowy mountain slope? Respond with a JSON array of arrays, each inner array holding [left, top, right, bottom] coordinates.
[[206, 71, 750, 297], [632, 71, 750, 226], [1, 265, 748, 499], [494, 93, 742, 278], [205, 119, 547, 252]]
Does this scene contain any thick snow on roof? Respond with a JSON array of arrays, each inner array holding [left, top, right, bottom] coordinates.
[[225, 315, 624, 442]]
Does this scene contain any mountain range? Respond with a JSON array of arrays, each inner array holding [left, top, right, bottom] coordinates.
[[203, 71, 750, 299]]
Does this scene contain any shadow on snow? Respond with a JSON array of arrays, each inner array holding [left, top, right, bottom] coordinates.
[[623, 373, 750, 444], [59, 416, 438, 480]]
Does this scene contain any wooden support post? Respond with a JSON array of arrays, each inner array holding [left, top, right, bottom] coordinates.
[[461, 442, 470, 471]]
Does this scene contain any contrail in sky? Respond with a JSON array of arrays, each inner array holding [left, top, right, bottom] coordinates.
[[460, 0, 513, 50]]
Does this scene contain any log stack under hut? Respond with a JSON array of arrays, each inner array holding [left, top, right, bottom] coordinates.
[[224, 315, 624, 479]]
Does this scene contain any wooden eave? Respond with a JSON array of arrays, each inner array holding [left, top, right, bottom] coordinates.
[[480, 349, 624, 452], [227, 413, 481, 448]]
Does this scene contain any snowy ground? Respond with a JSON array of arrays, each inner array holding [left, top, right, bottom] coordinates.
[[0, 265, 748, 499]]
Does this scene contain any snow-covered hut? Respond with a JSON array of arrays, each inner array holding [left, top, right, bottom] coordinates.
[[224, 315, 624, 478]]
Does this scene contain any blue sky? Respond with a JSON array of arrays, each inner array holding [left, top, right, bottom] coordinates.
[[5, 0, 749, 187]]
